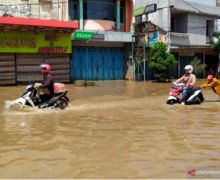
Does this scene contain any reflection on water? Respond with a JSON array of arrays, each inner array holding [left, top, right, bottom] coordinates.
[[0, 81, 220, 178]]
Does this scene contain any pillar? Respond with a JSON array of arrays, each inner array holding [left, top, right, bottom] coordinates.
[[79, 0, 83, 30], [116, 0, 120, 31]]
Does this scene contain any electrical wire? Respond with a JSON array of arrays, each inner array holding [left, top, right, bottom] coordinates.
[[182, 0, 202, 13]]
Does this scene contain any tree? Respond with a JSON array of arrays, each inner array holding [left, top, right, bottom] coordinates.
[[210, 32, 220, 55], [190, 57, 207, 78], [149, 42, 177, 82], [210, 32, 220, 77]]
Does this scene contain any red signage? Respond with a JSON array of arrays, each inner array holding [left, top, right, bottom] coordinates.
[[38, 47, 67, 53]]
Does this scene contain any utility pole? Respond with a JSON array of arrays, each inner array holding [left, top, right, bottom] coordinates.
[[167, 0, 171, 52], [132, 4, 157, 81]]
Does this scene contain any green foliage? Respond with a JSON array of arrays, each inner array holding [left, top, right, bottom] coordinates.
[[210, 32, 220, 79], [149, 42, 177, 82], [190, 57, 207, 77], [210, 32, 220, 55]]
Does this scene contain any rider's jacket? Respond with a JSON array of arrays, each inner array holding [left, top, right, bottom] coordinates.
[[201, 78, 220, 94], [39, 74, 54, 96]]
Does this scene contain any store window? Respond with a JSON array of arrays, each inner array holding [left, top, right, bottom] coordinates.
[[84, 0, 115, 21], [69, 0, 79, 20], [120, 1, 124, 24], [69, 0, 125, 22]]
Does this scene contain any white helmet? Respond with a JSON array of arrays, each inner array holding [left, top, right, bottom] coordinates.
[[184, 65, 193, 74]]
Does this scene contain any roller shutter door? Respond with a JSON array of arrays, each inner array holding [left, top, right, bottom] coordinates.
[[71, 47, 124, 81], [0, 54, 16, 85], [16, 54, 70, 84]]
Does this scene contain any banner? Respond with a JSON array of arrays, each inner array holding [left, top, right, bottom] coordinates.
[[145, 31, 167, 46], [0, 31, 71, 53]]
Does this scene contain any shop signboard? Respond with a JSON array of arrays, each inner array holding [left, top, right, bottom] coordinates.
[[145, 31, 167, 46], [93, 34, 105, 41], [144, 4, 157, 14], [0, 31, 71, 53], [73, 31, 95, 40], [73, 31, 104, 41]]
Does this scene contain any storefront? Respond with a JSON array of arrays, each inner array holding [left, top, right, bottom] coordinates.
[[71, 31, 130, 81], [0, 53, 15, 85], [0, 16, 78, 85], [71, 46, 124, 81]]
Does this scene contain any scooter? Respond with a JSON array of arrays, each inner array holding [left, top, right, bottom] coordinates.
[[13, 83, 70, 110], [166, 82, 204, 105]]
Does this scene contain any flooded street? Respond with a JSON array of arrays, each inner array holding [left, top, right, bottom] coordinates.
[[0, 81, 220, 179]]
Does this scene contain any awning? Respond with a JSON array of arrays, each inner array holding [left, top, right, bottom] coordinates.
[[0, 16, 78, 33]]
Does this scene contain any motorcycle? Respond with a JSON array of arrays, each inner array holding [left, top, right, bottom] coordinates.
[[13, 83, 70, 110], [166, 82, 205, 105]]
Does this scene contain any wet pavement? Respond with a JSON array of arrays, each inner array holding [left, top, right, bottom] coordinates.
[[0, 81, 220, 178]]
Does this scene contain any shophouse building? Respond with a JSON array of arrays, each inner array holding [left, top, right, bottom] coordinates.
[[134, 0, 220, 79], [0, 0, 78, 85]]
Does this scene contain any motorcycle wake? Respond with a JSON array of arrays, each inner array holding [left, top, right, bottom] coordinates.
[[4, 83, 70, 113]]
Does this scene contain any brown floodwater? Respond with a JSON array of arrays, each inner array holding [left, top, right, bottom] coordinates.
[[0, 81, 220, 179]]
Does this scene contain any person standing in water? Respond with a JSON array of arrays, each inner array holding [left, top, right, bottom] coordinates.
[[201, 74, 220, 100]]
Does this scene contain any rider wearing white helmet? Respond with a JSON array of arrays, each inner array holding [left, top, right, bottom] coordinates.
[[184, 65, 193, 74], [174, 64, 197, 104]]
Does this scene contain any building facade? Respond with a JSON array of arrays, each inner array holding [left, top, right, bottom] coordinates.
[[215, 0, 220, 32], [0, 0, 68, 20], [68, 0, 133, 81], [0, 0, 133, 84], [0, 0, 77, 85], [186, 0, 216, 6], [134, 0, 220, 79]]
